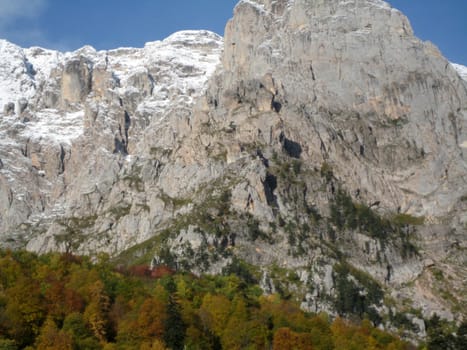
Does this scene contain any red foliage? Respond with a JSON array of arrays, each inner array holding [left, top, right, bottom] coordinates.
[[45, 281, 81, 317], [127, 265, 152, 277], [123, 264, 175, 279], [150, 265, 175, 279]]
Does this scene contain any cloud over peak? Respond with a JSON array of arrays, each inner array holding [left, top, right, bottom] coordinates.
[[0, 0, 47, 27]]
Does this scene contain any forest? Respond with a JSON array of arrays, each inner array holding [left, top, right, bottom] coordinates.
[[0, 249, 464, 349]]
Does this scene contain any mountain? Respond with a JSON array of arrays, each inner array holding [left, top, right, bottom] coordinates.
[[0, 0, 466, 338]]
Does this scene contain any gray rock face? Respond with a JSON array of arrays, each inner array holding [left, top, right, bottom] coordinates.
[[0, 0, 466, 331], [215, 0, 467, 218], [195, 0, 467, 322], [0, 31, 223, 253], [61, 57, 93, 106]]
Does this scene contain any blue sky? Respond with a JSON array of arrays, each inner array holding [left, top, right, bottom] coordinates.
[[0, 0, 465, 64]]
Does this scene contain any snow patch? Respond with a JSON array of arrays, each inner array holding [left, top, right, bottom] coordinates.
[[24, 46, 64, 81], [0, 30, 222, 143], [451, 63, 467, 82], [20, 109, 84, 145], [0, 40, 35, 109], [237, 0, 267, 13]]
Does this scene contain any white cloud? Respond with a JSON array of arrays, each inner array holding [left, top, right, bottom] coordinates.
[[0, 0, 47, 26], [0, 0, 48, 47]]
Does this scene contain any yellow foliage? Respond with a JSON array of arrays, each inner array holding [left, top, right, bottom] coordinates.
[[35, 318, 73, 350], [199, 293, 231, 336]]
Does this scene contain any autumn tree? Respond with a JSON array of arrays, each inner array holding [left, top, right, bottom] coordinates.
[[3, 277, 46, 347], [83, 280, 111, 344], [199, 293, 231, 336], [35, 317, 73, 350], [140, 339, 169, 350], [0, 250, 415, 350], [273, 327, 314, 350], [137, 297, 167, 340]]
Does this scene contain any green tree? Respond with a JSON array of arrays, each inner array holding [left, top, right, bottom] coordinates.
[[62, 312, 101, 349], [0, 339, 17, 350], [455, 321, 467, 350], [221, 296, 250, 349], [426, 314, 456, 350], [309, 314, 334, 350], [163, 297, 186, 350]]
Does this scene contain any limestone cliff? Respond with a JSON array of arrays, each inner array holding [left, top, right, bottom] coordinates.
[[0, 0, 466, 337]]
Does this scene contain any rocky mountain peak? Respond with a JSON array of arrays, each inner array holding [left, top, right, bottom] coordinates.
[[0, 30, 222, 248], [213, 0, 467, 218]]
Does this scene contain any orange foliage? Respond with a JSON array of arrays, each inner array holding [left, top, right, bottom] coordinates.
[[136, 297, 167, 339]]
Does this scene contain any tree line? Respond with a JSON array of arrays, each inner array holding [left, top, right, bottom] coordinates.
[[0, 249, 433, 349]]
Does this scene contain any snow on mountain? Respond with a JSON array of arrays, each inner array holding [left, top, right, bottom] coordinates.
[[24, 46, 64, 82], [237, 0, 267, 13], [0, 40, 36, 110], [0, 31, 223, 145], [107, 30, 223, 119], [452, 63, 467, 82], [20, 110, 85, 145]]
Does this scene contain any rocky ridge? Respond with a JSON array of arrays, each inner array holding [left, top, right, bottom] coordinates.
[[0, 0, 466, 337], [0, 30, 223, 252]]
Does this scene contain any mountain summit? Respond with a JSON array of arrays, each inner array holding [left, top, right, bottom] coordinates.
[[0, 0, 466, 336]]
